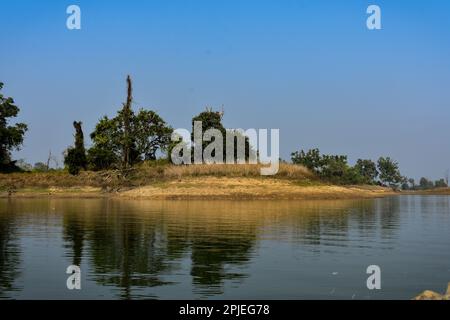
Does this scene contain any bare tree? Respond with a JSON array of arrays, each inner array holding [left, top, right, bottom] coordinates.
[[122, 75, 133, 168], [46, 150, 59, 170]]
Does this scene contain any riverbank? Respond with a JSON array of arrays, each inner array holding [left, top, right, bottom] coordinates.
[[117, 176, 394, 200], [0, 163, 396, 200], [0, 182, 394, 200]]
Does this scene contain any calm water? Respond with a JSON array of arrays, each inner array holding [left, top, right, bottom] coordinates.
[[0, 196, 449, 300]]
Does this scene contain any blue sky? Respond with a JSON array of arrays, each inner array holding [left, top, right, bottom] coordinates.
[[1, 0, 450, 180]]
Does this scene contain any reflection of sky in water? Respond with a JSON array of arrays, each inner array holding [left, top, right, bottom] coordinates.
[[0, 196, 449, 299]]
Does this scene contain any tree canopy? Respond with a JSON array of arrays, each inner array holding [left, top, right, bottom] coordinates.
[[0, 82, 28, 172], [377, 157, 402, 187], [87, 76, 172, 171]]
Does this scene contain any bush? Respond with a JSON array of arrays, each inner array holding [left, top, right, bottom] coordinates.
[[64, 147, 87, 175], [87, 146, 118, 171], [291, 148, 365, 184]]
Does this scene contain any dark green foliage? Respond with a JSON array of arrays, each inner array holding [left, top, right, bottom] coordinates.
[[419, 177, 434, 189], [64, 147, 86, 175], [192, 110, 226, 161], [291, 148, 321, 172], [87, 146, 118, 171], [88, 109, 172, 170], [73, 121, 86, 161], [64, 121, 87, 175], [434, 178, 448, 188], [191, 109, 253, 163], [402, 176, 447, 190], [291, 148, 365, 184], [355, 159, 378, 184], [88, 116, 121, 170], [320, 155, 365, 184], [133, 109, 173, 160], [377, 157, 402, 187], [0, 82, 28, 172], [87, 78, 172, 170]]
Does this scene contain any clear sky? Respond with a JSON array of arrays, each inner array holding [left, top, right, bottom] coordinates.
[[1, 0, 450, 180]]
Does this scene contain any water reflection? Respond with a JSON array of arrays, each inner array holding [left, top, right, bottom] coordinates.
[[0, 196, 449, 299], [0, 200, 21, 298], [88, 205, 174, 299]]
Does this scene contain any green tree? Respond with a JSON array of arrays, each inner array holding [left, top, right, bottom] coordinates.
[[419, 177, 434, 189], [64, 121, 87, 175], [88, 116, 121, 170], [133, 109, 173, 160], [192, 109, 226, 161], [88, 77, 172, 170], [408, 178, 415, 190], [291, 148, 364, 184], [121, 75, 133, 167], [0, 82, 28, 172], [377, 157, 402, 187], [434, 178, 448, 188], [89, 117, 124, 170], [354, 159, 378, 184], [320, 155, 364, 184], [191, 109, 252, 163], [291, 148, 322, 173]]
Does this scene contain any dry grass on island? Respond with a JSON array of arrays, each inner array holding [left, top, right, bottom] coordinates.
[[0, 163, 394, 200]]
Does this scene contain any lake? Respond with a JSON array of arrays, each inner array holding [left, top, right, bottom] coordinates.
[[0, 196, 449, 299]]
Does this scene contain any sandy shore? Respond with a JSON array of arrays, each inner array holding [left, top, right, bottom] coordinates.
[[1, 177, 395, 200]]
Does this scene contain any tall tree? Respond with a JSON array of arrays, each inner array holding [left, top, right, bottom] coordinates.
[[121, 75, 133, 168], [88, 116, 121, 170], [87, 76, 172, 170], [0, 82, 28, 172], [291, 148, 322, 173], [191, 108, 253, 163], [64, 121, 87, 175], [408, 178, 415, 189], [133, 109, 172, 160], [354, 159, 378, 184], [377, 157, 402, 187]]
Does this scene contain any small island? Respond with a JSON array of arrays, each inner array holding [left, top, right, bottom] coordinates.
[[1, 77, 449, 200]]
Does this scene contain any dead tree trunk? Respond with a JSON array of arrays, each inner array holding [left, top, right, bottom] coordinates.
[[122, 75, 133, 168]]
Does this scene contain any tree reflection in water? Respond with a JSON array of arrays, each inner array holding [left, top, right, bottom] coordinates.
[[1, 198, 404, 299], [0, 200, 21, 298]]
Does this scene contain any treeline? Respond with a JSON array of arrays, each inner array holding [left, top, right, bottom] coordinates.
[[291, 148, 402, 187], [63, 76, 174, 174], [62, 76, 250, 174], [1, 77, 449, 190], [0, 82, 28, 172], [402, 177, 448, 191], [291, 148, 449, 189]]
